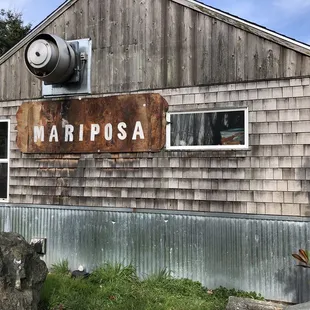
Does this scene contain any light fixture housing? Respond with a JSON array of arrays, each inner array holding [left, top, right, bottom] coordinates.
[[24, 33, 92, 96]]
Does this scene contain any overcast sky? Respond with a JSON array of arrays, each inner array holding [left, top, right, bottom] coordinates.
[[1, 0, 310, 44]]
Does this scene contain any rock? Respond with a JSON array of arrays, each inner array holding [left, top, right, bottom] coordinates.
[[0, 232, 48, 310], [284, 302, 310, 309], [71, 270, 90, 278], [71, 264, 90, 279], [226, 296, 286, 310]]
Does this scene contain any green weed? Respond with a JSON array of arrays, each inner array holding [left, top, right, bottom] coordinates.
[[50, 259, 70, 276]]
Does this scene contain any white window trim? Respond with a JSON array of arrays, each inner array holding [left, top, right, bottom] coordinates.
[[0, 119, 10, 202], [166, 108, 249, 151]]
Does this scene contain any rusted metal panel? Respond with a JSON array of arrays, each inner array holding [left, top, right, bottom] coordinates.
[[16, 93, 168, 153]]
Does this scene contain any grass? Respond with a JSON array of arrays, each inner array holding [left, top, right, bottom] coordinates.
[[39, 262, 263, 310], [50, 259, 70, 275]]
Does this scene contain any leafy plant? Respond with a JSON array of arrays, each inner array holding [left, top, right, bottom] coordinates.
[[211, 286, 264, 301], [292, 249, 310, 268]]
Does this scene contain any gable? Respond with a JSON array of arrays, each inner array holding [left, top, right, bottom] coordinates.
[[0, 0, 310, 101]]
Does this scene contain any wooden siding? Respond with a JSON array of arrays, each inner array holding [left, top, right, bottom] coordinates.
[[1, 0, 310, 216], [3, 77, 310, 216], [1, 0, 310, 101]]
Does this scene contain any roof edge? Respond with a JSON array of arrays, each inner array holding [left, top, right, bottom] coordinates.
[[1, 0, 310, 65], [172, 0, 310, 57], [0, 0, 79, 65]]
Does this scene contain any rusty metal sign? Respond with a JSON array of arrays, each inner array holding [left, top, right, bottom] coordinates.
[[16, 94, 168, 153]]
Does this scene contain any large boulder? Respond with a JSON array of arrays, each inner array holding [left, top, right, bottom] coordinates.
[[226, 296, 286, 310], [284, 302, 310, 309], [0, 232, 48, 310]]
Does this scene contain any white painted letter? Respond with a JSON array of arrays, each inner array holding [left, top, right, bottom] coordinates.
[[90, 124, 100, 141], [34, 126, 44, 142], [79, 125, 84, 141], [49, 125, 59, 142], [65, 125, 74, 142], [104, 123, 113, 141], [132, 121, 145, 140], [117, 122, 127, 140]]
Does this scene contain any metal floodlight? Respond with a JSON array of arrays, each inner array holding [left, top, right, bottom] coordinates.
[[24, 33, 92, 96], [25, 33, 79, 84]]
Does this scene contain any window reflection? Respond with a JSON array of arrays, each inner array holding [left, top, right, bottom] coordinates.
[[0, 163, 7, 199], [170, 110, 245, 147], [0, 122, 8, 159]]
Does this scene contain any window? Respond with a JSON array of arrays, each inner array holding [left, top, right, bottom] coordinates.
[[0, 120, 9, 201], [166, 108, 248, 150]]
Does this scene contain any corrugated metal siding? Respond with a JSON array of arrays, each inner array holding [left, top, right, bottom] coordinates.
[[0, 204, 309, 303]]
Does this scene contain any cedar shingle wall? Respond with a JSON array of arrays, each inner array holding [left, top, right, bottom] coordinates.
[[3, 76, 310, 216]]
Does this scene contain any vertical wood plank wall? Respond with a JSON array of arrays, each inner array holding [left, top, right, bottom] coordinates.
[[0, 0, 310, 101]]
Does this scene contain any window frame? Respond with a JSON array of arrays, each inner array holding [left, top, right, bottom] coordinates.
[[0, 119, 10, 202], [166, 108, 249, 151]]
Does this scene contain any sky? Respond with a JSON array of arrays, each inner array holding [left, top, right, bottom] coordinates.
[[1, 0, 310, 44]]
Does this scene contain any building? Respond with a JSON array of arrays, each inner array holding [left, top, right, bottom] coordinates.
[[0, 0, 310, 303]]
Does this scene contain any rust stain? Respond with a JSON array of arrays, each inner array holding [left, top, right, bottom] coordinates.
[[16, 93, 168, 154]]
